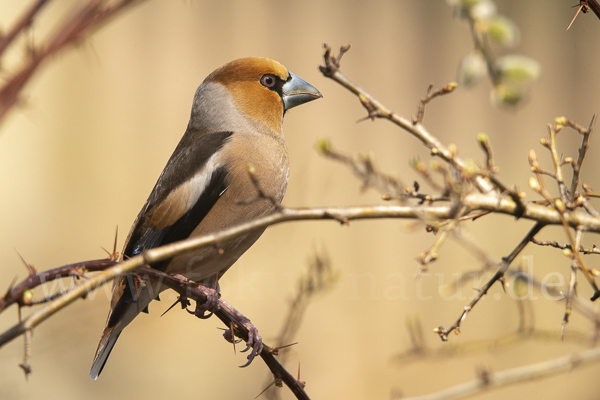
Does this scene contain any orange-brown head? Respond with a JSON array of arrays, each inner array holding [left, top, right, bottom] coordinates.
[[198, 57, 321, 134]]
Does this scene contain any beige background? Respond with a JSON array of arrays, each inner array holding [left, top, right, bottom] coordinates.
[[1, 0, 600, 399]]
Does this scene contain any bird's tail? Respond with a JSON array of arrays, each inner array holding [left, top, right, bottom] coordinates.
[[89, 277, 159, 380], [89, 325, 122, 380]]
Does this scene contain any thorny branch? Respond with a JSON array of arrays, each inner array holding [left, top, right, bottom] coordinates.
[[136, 267, 310, 400]]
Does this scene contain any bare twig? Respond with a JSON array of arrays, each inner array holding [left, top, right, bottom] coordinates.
[[413, 82, 457, 125], [0, 0, 146, 124], [319, 44, 495, 193], [562, 114, 596, 201], [0, 0, 51, 58], [434, 223, 545, 341], [531, 238, 600, 255], [264, 252, 337, 400], [395, 345, 600, 400]]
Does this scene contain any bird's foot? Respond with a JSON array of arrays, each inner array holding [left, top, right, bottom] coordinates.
[[172, 274, 220, 319], [190, 284, 220, 319], [223, 311, 263, 367]]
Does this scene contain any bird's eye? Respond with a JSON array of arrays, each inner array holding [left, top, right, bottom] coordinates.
[[260, 74, 276, 88]]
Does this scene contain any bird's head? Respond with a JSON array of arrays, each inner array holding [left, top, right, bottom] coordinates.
[[191, 57, 322, 135]]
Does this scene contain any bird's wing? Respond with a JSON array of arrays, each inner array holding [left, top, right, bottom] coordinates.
[[123, 129, 233, 260]]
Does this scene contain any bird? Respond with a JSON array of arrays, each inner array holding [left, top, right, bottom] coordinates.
[[89, 57, 321, 379]]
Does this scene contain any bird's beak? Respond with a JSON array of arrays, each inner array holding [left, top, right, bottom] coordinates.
[[282, 71, 322, 110]]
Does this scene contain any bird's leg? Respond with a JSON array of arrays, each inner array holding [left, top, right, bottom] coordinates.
[[191, 284, 220, 319], [172, 274, 220, 319], [222, 305, 263, 367]]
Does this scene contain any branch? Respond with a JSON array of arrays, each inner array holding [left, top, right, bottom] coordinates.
[[319, 44, 494, 193], [434, 223, 545, 340], [135, 267, 310, 400], [396, 345, 600, 400], [6, 195, 600, 317], [0, 0, 146, 124]]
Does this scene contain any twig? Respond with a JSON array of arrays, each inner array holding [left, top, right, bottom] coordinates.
[[434, 223, 544, 341], [563, 114, 596, 201], [0, 0, 146, 124], [6, 193, 600, 316], [264, 252, 337, 400], [562, 227, 583, 339], [413, 82, 457, 125], [529, 150, 600, 297], [395, 345, 600, 400], [319, 44, 494, 193], [0, 0, 51, 58], [531, 238, 600, 255], [317, 139, 406, 198]]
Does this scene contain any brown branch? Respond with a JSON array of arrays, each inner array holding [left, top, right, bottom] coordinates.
[[0, 257, 116, 312], [0, 0, 51, 58], [0, 0, 146, 124], [136, 267, 310, 400]]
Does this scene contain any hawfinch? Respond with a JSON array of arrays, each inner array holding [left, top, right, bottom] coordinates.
[[89, 57, 321, 379]]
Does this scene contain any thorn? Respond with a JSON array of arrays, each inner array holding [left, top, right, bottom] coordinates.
[[254, 380, 276, 399], [231, 321, 236, 354], [100, 246, 111, 257], [15, 249, 36, 275], [160, 295, 189, 317], [271, 342, 298, 352], [567, 3, 585, 31], [297, 362, 306, 387], [113, 226, 119, 256]]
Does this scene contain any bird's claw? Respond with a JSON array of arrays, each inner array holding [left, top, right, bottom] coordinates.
[[222, 328, 242, 344], [190, 284, 220, 319], [238, 319, 262, 367]]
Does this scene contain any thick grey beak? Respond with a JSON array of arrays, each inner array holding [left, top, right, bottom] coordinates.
[[282, 71, 322, 110]]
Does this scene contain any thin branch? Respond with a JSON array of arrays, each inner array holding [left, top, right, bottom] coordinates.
[[531, 238, 600, 255], [434, 223, 545, 341], [0, 0, 146, 124], [566, 114, 596, 200], [317, 140, 406, 198], [412, 82, 457, 125], [0, 0, 51, 58], [396, 345, 600, 400], [319, 44, 494, 194]]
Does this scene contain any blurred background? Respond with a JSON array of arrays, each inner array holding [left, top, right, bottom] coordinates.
[[1, 0, 599, 399]]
